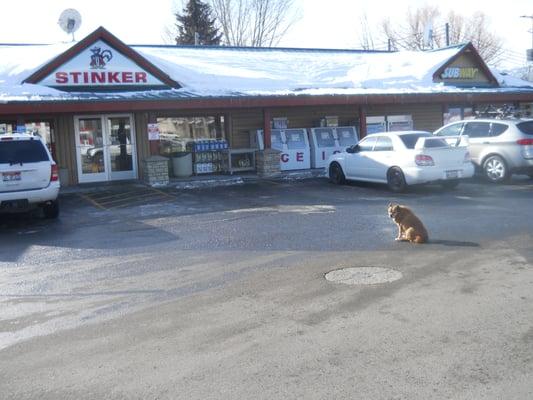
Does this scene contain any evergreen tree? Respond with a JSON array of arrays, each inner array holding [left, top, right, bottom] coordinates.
[[175, 0, 222, 46]]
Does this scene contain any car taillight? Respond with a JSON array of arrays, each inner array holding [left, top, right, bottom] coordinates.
[[517, 139, 533, 146], [51, 164, 59, 182], [464, 151, 471, 163], [415, 154, 434, 166]]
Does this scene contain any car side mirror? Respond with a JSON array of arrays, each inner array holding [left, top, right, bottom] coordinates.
[[346, 145, 359, 154]]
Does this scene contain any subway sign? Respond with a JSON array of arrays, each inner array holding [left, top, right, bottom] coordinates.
[[441, 67, 479, 80], [38, 40, 165, 89]]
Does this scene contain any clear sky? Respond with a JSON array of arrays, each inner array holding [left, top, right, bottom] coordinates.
[[0, 0, 531, 69]]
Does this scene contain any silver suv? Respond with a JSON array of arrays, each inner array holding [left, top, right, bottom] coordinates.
[[434, 119, 533, 182], [0, 133, 60, 218]]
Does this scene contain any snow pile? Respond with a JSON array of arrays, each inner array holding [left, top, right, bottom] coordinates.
[[0, 40, 532, 102]]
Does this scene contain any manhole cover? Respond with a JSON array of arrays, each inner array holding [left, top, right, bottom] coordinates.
[[325, 267, 402, 285]]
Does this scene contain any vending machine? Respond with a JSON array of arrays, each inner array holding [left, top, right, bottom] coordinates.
[[253, 129, 311, 171]]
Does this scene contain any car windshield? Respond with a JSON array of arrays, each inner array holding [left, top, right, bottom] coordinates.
[[398, 133, 431, 149], [517, 121, 533, 135], [0, 140, 49, 164]]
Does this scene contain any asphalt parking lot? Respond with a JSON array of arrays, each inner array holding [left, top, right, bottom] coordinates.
[[1, 176, 532, 399]]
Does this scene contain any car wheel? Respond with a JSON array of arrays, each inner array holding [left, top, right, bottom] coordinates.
[[42, 200, 59, 219], [329, 163, 346, 185], [387, 167, 407, 192], [483, 155, 509, 183], [441, 180, 460, 190]]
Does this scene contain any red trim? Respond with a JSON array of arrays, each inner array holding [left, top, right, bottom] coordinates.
[[358, 106, 367, 138], [2, 92, 533, 116], [23, 27, 180, 89], [263, 109, 271, 148], [432, 43, 499, 86]]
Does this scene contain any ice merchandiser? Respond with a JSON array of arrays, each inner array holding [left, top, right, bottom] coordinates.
[[281, 128, 311, 170], [335, 126, 359, 149], [366, 116, 387, 134], [309, 126, 359, 169], [387, 115, 413, 132], [309, 127, 337, 169], [254, 129, 311, 171], [253, 129, 284, 151]]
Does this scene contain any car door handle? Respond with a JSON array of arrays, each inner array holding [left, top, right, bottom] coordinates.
[[482, 142, 490, 144]]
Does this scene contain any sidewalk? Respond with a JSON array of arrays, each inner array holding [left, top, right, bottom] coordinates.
[[59, 168, 327, 195]]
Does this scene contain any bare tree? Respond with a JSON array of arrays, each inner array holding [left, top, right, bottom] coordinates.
[[447, 11, 504, 64], [381, 5, 441, 51], [209, 0, 301, 47], [358, 13, 375, 50], [380, 6, 504, 64]]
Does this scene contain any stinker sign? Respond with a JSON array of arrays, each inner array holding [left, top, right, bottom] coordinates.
[[38, 40, 165, 89]]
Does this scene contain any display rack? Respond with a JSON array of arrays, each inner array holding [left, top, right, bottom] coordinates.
[[228, 148, 256, 174], [189, 139, 229, 175]]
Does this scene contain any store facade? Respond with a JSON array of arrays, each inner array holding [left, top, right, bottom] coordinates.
[[1, 27, 532, 186]]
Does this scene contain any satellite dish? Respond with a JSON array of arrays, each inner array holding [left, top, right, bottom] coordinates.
[[58, 9, 82, 41]]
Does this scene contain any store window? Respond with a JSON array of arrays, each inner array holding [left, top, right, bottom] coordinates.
[[443, 106, 474, 125], [0, 120, 55, 159], [157, 116, 225, 156], [373, 136, 394, 151]]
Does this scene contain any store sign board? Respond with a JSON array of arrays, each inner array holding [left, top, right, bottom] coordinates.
[[441, 67, 479, 80], [38, 40, 165, 88]]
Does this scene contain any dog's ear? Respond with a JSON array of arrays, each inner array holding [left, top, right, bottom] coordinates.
[[388, 202, 393, 208]]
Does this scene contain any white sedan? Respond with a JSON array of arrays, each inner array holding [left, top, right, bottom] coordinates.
[[326, 131, 474, 192]]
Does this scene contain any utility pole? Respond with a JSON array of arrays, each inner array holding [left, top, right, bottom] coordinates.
[[445, 23, 450, 47], [520, 15, 533, 49]]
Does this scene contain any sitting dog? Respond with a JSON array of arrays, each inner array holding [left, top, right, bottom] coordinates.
[[387, 203, 428, 244]]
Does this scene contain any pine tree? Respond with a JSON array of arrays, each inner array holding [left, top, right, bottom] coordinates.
[[175, 0, 222, 46]]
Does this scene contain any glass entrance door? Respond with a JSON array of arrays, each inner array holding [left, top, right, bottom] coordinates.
[[75, 115, 137, 183]]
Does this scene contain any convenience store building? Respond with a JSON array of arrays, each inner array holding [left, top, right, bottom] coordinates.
[[1, 26, 533, 186]]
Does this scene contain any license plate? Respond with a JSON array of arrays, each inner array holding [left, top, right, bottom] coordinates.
[[2, 172, 21, 182], [0, 199, 29, 210], [445, 170, 459, 179]]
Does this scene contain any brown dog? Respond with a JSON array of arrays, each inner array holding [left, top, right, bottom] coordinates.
[[387, 203, 428, 244]]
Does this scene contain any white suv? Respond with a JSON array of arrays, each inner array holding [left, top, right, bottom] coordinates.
[[0, 133, 60, 218], [434, 119, 533, 182]]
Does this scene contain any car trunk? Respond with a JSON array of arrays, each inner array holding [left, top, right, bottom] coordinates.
[[418, 147, 467, 168]]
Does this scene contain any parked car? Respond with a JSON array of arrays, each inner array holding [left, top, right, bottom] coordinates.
[[434, 118, 533, 182], [0, 133, 60, 218], [327, 131, 474, 192]]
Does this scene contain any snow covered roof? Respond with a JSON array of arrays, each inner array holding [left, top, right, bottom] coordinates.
[[0, 26, 532, 104]]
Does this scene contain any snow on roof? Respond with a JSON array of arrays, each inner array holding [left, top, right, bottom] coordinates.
[[0, 41, 532, 102]]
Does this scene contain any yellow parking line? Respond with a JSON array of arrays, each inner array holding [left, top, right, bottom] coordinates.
[[113, 197, 172, 209], [88, 190, 148, 201], [98, 191, 164, 206], [78, 193, 107, 210], [147, 187, 177, 199]]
